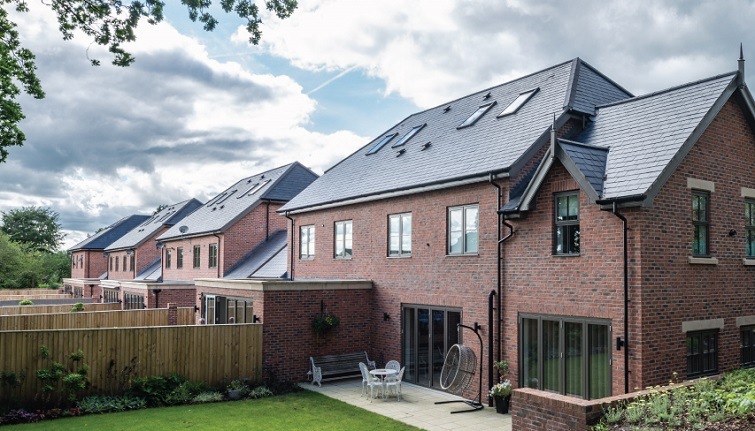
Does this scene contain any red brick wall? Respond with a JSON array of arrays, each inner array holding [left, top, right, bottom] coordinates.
[[107, 250, 136, 280], [162, 203, 285, 281], [290, 181, 502, 386], [120, 286, 196, 309], [633, 98, 755, 387], [502, 161, 635, 395], [70, 250, 107, 279]]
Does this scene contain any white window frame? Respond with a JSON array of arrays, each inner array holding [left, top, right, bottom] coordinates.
[[300, 225, 315, 259], [388, 213, 412, 257], [334, 220, 353, 259]]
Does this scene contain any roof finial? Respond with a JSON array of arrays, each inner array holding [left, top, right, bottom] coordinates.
[[738, 43, 746, 87]]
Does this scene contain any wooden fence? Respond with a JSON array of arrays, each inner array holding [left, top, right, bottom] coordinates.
[[0, 324, 263, 406], [0, 289, 61, 296], [0, 294, 71, 301], [0, 303, 122, 316], [0, 308, 195, 330]]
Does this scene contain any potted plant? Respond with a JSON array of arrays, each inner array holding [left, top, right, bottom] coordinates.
[[226, 379, 248, 400], [312, 313, 340, 336], [489, 379, 512, 414]]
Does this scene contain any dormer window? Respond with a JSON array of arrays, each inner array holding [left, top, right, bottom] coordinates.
[[367, 133, 398, 155], [498, 88, 539, 117], [458, 102, 496, 129], [392, 124, 426, 148]]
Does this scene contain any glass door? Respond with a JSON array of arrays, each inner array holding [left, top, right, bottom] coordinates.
[[402, 305, 462, 388]]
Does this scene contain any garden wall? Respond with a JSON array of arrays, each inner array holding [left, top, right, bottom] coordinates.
[[0, 323, 262, 406]]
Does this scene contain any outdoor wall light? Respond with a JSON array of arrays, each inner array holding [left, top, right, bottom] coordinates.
[[383, 312, 391, 321], [253, 315, 261, 323], [729, 229, 737, 237]]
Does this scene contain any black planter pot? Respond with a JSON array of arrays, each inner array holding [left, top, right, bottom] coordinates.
[[494, 395, 510, 414]]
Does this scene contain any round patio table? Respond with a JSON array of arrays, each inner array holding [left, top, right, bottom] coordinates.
[[369, 368, 398, 399]]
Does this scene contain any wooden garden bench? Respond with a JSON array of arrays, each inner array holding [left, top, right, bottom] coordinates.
[[309, 352, 375, 386]]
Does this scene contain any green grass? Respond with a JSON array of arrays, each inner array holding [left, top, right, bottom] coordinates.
[[5, 391, 421, 431]]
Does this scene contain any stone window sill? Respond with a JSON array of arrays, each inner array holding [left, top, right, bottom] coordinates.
[[688, 256, 719, 265], [744, 258, 755, 266]]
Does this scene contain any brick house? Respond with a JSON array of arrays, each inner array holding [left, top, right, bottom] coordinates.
[[99, 199, 202, 306], [64, 214, 149, 300], [277, 55, 755, 403], [155, 162, 318, 317]]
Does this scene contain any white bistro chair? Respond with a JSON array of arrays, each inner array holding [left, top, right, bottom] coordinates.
[[385, 360, 401, 373], [384, 366, 405, 401], [359, 362, 383, 401]]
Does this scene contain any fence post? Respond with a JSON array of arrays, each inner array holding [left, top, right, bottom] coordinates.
[[168, 303, 178, 325]]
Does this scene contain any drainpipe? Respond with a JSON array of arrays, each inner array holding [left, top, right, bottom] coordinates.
[[213, 233, 222, 278], [488, 290, 495, 406], [265, 202, 270, 240], [597, 195, 644, 394], [284, 211, 295, 281]]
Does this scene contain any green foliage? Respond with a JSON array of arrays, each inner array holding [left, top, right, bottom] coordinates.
[[0, 1, 297, 164], [247, 385, 273, 399], [1, 206, 64, 252], [78, 395, 146, 414], [70, 302, 85, 312], [165, 380, 207, 405], [0, 232, 70, 289], [0, 370, 25, 388], [18, 299, 33, 305], [312, 313, 340, 335], [191, 391, 224, 403], [129, 374, 189, 407], [34, 346, 90, 405]]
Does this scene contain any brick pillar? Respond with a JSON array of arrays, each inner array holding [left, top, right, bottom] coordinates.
[[168, 303, 178, 325]]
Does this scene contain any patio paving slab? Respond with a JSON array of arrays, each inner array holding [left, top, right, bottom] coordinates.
[[300, 378, 512, 431]]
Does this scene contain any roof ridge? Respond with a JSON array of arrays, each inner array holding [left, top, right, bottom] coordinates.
[[596, 71, 737, 109]]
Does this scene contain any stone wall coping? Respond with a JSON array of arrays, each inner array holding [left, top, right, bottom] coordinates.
[[682, 318, 725, 333], [687, 177, 715, 192], [62, 278, 101, 285], [194, 278, 373, 292], [119, 280, 195, 290], [736, 315, 755, 327]]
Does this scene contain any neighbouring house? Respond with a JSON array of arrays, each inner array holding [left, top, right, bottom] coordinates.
[[156, 162, 318, 318], [99, 199, 203, 308], [275, 53, 755, 405], [64, 214, 150, 300]]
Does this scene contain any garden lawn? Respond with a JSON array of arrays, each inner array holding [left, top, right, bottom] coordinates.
[[5, 391, 421, 431]]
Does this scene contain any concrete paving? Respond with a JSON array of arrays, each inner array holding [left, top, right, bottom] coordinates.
[[301, 378, 512, 431]]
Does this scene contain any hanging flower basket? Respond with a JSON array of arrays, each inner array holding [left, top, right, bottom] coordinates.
[[312, 313, 340, 336]]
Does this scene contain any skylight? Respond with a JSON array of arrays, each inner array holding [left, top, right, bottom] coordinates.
[[205, 192, 226, 207], [366, 133, 398, 155], [215, 190, 237, 205], [458, 102, 497, 129], [391, 124, 426, 148], [498, 88, 539, 117], [238, 179, 271, 198]]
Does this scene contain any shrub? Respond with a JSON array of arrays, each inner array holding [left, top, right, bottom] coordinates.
[[0, 409, 42, 425], [70, 302, 85, 312], [18, 299, 33, 305], [129, 374, 187, 407], [192, 391, 224, 404], [78, 395, 146, 414], [165, 380, 206, 405], [247, 386, 273, 399]]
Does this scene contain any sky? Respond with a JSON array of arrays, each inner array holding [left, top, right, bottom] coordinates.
[[2, 0, 755, 249]]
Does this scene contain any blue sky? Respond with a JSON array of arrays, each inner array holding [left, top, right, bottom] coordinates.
[[2, 1, 755, 249]]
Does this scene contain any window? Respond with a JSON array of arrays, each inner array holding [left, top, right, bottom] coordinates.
[[555, 192, 580, 255], [130, 255, 134, 272], [692, 191, 710, 256], [687, 330, 718, 378], [177, 247, 184, 269], [238, 179, 271, 198], [391, 124, 426, 148], [520, 315, 611, 400], [122, 256, 127, 272], [204, 295, 254, 324], [498, 88, 539, 117], [300, 225, 315, 259], [165, 249, 172, 268], [209, 244, 218, 268], [103, 288, 119, 303], [334, 220, 353, 259], [448, 205, 478, 255], [742, 326, 755, 368], [389, 213, 412, 257], [109, 257, 113, 271], [123, 292, 145, 310], [746, 199, 755, 258], [193, 245, 201, 268], [367, 133, 398, 155], [458, 102, 496, 129], [115, 256, 119, 272]]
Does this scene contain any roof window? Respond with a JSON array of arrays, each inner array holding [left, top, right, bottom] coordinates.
[[392, 124, 426, 148], [238, 179, 271, 198], [215, 190, 237, 205], [205, 192, 226, 207], [367, 133, 398, 155], [458, 101, 497, 129], [498, 88, 539, 117]]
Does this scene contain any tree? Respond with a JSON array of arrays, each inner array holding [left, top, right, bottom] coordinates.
[[1, 206, 65, 252], [0, 0, 297, 163], [152, 204, 168, 215]]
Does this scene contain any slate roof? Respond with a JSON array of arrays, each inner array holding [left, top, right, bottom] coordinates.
[[281, 58, 631, 212], [558, 139, 609, 197], [574, 72, 737, 200], [105, 199, 203, 251], [158, 162, 317, 241], [69, 215, 150, 251], [223, 230, 288, 279], [135, 257, 161, 281]]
